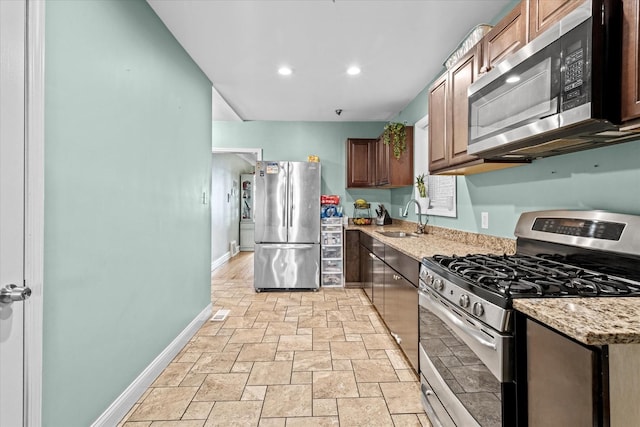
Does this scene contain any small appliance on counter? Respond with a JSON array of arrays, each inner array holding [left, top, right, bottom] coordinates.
[[375, 204, 392, 226]]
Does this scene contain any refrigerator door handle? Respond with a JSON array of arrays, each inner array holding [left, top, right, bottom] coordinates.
[[268, 244, 315, 250], [289, 174, 294, 229], [282, 166, 288, 228]]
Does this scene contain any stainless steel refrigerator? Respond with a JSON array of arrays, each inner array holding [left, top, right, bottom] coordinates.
[[254, 161, 321, 291]]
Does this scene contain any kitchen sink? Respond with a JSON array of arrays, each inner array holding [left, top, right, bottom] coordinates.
[[376, 231, 421, 238]]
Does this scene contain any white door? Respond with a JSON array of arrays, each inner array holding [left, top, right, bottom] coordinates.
[[0, 0, 30, 425]]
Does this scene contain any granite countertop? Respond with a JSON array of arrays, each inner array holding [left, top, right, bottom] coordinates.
[[345, 220, 516, 261], [346, 220, 640, 346], [513, 298, 640, 346]]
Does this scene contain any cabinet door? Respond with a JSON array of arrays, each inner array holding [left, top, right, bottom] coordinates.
[[529, 0, 587, 40], [372, 254, 385, 317], [622, 0, 640, 121], [526, 319, 598, 427], [360, 245, 373, 302], [387, 127, 414, 187], [448, 49, 478, 166], [344, 230, 360, 285], [428, 73, 449, 172], [375, 136, 390, 186], [346, 138, 376, 188], [481, 1, 527, 74]]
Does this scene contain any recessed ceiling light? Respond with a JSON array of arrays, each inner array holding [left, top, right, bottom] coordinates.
[[347, 66, 361, 76], [278, 66, 293, 76]]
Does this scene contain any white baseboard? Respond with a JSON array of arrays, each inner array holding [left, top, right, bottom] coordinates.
[[211, 251, 231, 271], [91, 303, 212, 427]]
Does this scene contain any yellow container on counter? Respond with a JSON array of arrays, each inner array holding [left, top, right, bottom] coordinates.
[[307, 155, 320, 162]]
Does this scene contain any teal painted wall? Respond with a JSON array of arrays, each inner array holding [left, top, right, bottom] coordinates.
[[213, 120, 640, 238], [212, 121, 391, 214], [44, 1, 212, 425]]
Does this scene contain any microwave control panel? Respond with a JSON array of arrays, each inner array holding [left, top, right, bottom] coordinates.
[[561, 21, 590, 111]]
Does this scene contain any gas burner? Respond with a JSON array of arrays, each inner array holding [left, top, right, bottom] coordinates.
[[427, 252, 640, 299]]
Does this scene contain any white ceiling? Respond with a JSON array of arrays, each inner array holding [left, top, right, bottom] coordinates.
[[147, 0, 512, 122]]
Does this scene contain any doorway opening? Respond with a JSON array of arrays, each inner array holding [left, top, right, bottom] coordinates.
[[210, 148, 262, 272]]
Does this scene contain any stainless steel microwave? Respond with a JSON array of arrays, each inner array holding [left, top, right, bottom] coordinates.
[[466, 0, 634, 161]]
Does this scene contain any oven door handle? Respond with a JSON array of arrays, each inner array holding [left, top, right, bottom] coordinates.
[[422, 291, 497, 351], [420, 384, 445, 427]]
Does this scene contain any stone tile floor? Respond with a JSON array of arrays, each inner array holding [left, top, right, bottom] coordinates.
[[118, 259, 430, 426]]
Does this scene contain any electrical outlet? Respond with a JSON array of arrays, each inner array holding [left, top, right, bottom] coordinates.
[[399, 207, 403, 216], [481, 212, 489, 229]]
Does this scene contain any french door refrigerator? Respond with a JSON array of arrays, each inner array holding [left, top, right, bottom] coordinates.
[[254, 161, 321, 291]]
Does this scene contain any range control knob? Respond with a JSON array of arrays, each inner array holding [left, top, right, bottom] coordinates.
[[472, 302, 485, 316], [424, 274, 434, 286], [433, 278, 444, 291], [459, 294, 470, 308]]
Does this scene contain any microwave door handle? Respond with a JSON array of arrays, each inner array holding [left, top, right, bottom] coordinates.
[[426, 294, 497, 351]]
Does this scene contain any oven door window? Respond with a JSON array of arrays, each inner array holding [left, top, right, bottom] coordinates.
[[420, 299, 503, 426]]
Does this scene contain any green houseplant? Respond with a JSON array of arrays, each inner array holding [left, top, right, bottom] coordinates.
[[382, 122, 407, 159], [416, 174, 427, 198]]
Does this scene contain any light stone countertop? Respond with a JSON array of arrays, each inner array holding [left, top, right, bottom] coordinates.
[[345, 220, 516, 261], [513, 298, 640, 345], [346, 220, 640, 346]]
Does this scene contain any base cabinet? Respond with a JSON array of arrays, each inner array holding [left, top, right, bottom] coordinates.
[[525, 319, 602, 427], [344, 230, 360, 286], [356, 232, 419, 372]]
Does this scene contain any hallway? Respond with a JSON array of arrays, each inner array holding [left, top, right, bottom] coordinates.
[[118, 252, 429, 426]]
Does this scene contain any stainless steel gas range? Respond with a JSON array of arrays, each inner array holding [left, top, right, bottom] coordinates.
[[418, 210, 640, 427]]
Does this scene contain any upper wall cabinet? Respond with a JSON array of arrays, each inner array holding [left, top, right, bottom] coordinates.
[[480, 1, 528, 75], [528, 0, 587, 40], [346, 138, 376, 188], [428, 2, 530, 175], [377, 126, 414, 188], [346, 129, 414, 188], [622, 0, 640, 122], [428, 47, 526, 175]]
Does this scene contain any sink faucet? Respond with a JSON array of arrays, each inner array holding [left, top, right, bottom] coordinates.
[[402, 199, 426, 234]]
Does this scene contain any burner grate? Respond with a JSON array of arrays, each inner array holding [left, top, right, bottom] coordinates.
[[432, 253, 640, 298]]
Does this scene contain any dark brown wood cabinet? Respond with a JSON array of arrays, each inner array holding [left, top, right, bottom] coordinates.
[[429, 48, 523, 174], [428, 73, 449, 172], [344, 230, 360, 286], [375, 135, 390, 186], [622, 0, 640, 121], [377, 127, 414, 188], [480, 1, 527, 74], [528, 0, 587, 40], [346, 130, 414, 188], [449, 49, 478, 167], [427, 2, 530, 175], [346, 138, 376, 188]]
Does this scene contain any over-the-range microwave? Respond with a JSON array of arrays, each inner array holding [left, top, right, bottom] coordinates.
[[467, 0, 639, 161]]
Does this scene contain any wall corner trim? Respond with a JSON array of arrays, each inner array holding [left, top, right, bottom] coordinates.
[[91, 303, 213, 426]]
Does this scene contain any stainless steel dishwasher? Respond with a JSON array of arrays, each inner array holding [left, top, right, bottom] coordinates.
[[384, 245, 419, 372]]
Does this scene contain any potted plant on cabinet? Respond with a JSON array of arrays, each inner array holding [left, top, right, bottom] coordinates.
[[382, 122, 407, 159]]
